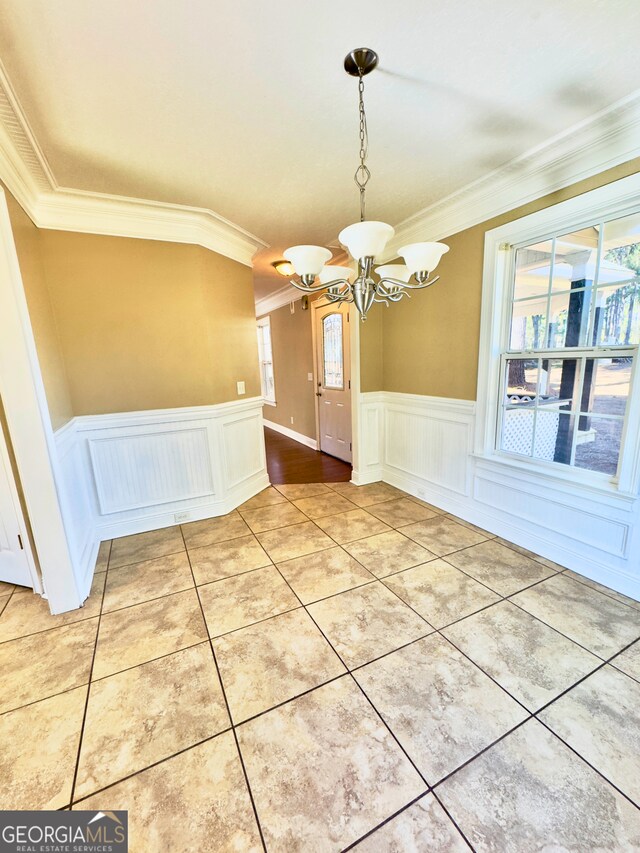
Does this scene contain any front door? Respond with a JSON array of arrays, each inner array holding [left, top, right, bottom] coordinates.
[[0, 424, 33, 587], [315, 302, 352, 462]]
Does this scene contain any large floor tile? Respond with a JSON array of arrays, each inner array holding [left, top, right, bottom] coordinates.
[[277, 546, 374, 603], [214, 608, 345, 722], [75, 644, 228, 799], [611, 640, 640, 682], [313, 508, 392, 544], [0, 686, 86, 809], [366, 498, 439, 528], [352, 795, 469, 852], [0, 572, 105, 642], [444, 539, 555, 596], [343, 530, 436, 578], [275, 483, 331, 499], [443, 601, 601, 711], [384, 559, 500, 629], [443, 514, 496, 538], [326, 481, 405, 507], [401, 516, 489, 556], [438, 720, 640, 852], [540, 665, 640, 805], [563, 569, 640, 611], [0, 618, 98, 714], [198, 565, 300, 637], [308, 581, 431, 668], [0, 593, 10, 616], [256, 521, 334, 562], [79, 732, 261, 851], [181, 512, 250, 549], [0, 580, 16, 595], [355, 634, 526, 784], [494, 537, 564, 571], [238, 486, 288, 510], [109, 526, 185, 568], [188, 534, 271, 586], [511, 573, 640, 658], [102, 552, 193, 612], [292, 491, 357, 519], [237, 676, 425, 851], [93, 588, 207, 679], [240, 502, 308, 533]]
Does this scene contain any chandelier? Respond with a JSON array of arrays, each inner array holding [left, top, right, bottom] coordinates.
[[283, 48, 449, 321]]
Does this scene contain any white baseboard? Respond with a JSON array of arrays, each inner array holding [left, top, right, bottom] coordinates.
[[263, 418, 318, 450], [356, 391, 640, 601], [54, 398, 269, 600]]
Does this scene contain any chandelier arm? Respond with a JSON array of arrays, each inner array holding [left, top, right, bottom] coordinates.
[[378, 274, 441, 291], [288, 278, 347, 294]]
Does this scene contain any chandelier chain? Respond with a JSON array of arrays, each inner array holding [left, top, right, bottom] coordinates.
[[354, 71, 370, 222]]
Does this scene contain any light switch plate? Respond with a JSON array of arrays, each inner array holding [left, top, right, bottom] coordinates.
[[308, 373, 313, 381], [237, 381, 246, 395]]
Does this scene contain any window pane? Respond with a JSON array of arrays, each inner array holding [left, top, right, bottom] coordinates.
[[536, 410, 574, 463], [323, 313, 343, 389], [505, 358, 538, 402], [596, 214, 640, 345], [513, 241, 552, 300], [510, 299, 547, 349], [546, 288, 592, 348], [502, 408, 534, 456], [539, 358, 580, 409], [574, 417, 623, 476], [551, 227, 599, 292], [580, 358, 631, 417]]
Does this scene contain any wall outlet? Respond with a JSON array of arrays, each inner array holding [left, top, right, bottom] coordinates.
[[290, 417, 294, 424], [236, 380, 246, 395], [307, 373, 313, 381], [174, 511, 191, 523]]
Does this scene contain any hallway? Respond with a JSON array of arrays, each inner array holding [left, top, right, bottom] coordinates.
[[264, 427, 352, 484]]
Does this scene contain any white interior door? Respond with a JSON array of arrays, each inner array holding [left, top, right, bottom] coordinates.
[[0, 426, 33, 587], [315, 302, 352, 463]]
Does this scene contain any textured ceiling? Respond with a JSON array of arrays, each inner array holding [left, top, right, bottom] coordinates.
[[1, 0, 639, 300]]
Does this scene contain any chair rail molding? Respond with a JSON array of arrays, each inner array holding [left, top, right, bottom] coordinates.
[[354, 391, 640, 601], [54, 397, 269, 595]]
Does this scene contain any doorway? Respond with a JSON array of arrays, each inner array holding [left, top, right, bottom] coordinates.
[[313, 300, 352, 463]]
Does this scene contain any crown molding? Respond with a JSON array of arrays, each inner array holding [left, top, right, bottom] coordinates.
[[255, 282, 302, 317], [0, 59, 267, 266], [382, 88, 640, 261]]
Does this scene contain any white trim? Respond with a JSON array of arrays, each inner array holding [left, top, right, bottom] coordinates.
[[256, 316, 276, 405], [0, 187, 80, 612], [255, 284, 302, 317], [355, 391, 640, 601], [263, 418, 317, 450], [382, 89, 640, 261], [475, 170, 640, 497]]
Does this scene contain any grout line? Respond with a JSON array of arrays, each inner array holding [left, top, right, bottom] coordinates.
[[429, 788, 476, 851], [107, 547, 187, 572], [340, 791, 433, 852], [68, 539, 112, 805], [180, 525, 268, 852]]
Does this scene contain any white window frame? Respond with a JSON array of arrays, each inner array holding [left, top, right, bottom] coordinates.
[[256, 316, 276, 406], [476, 170, 640, 497]]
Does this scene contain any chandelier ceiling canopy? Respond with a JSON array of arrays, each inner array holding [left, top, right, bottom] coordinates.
[[283, 48, 449, 320]]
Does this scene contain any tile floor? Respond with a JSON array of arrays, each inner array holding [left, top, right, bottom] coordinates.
[[1, 481, 640, 851]]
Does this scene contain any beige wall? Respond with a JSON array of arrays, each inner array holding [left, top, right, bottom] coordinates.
[[37, 230, 260, 415], [359, 303, 384, 393], [5, 189, 74, 428], [362, 157, 640, 400], [259, 301, 316, 439]]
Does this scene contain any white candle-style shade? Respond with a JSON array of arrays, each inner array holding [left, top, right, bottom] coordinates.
[[319, 265, 355, 284], [338, 221, 395, 261], [283, 245, 333, 276], [375, 264, 412, 283], [398, 242, 449, 275]]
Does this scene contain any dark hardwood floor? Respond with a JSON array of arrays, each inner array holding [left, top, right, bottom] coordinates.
[[264, 427, 352, 484]]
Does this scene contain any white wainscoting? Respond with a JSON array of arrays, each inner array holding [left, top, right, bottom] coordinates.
[[54, 397, 269, 599], [354, 391, 640, 600]]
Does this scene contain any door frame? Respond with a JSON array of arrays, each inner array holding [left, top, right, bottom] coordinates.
[[311, 296, 361, 473], [0, 188, 82, 611]]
